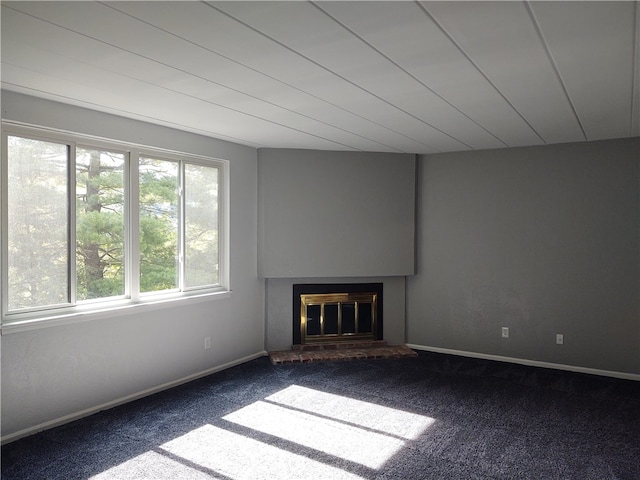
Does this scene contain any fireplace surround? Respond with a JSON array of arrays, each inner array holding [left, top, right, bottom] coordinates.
[[293, 283, 383, 345]]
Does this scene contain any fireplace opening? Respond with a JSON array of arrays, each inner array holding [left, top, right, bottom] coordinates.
[[293, 283, 383, 345]]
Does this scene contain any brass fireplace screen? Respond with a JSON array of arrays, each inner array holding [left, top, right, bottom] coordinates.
[[300, 292, 377, 344]]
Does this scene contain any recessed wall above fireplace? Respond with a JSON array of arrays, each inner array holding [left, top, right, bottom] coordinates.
[[257, 149, 416, 279]]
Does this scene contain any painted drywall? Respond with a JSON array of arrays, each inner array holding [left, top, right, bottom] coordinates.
[[1, 92, 264, 439], [265, 276, 406, 352], [407, 137, 640, 375], [257, 148, 415, 278]]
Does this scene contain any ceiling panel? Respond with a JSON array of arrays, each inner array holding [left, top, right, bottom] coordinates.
[[311, 4, 508, 150], [214, 1, 476, 151], [2, 1, 638, 154], [529, 1, 637, 141], [2, 2, 384, 150], [421, 1, 586, 145], [316, 1, 510, 151], [109, 0, 437, 153]]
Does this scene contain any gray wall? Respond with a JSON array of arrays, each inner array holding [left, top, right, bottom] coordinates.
[[407, 137, 640, 375], [1, 92, 265, 440], [258, 148, 415, 278]]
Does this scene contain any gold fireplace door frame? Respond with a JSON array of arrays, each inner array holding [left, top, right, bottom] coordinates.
[[300, 292, 377, 344]]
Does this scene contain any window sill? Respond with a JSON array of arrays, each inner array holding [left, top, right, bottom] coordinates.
[[1, 290, 232, 335]]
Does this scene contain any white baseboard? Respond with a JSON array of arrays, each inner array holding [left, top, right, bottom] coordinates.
[[1, 350, 268, 445], [406, 344, 640, 381]]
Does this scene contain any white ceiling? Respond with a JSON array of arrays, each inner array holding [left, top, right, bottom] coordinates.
[[2, 1, 639, 154]]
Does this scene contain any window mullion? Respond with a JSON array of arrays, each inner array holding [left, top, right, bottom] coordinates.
[[178, 162, 185, 292], [1, 132, 9, 319], [129, 149, 140, 302], [220, 161, 229, 291], [69, 143, 77, 306]]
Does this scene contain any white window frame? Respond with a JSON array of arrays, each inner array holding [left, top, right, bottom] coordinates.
[[1, 122, 230, 333]]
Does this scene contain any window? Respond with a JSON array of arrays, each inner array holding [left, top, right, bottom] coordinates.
[[138, 156, 221, 293], [2, 124, 227, 325], [139, 157, 179, 293], [183, 163, 220, 288], [6, 136, 70, 310], [76, 147, 126, 301]]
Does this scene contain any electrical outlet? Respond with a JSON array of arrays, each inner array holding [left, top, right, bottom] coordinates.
[[501, 327, 509, 338], [204, 336, 211, 350], [556, 334, 564, 345]]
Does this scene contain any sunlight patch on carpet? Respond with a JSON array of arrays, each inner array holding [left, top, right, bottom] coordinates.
[[91, 384, 435, 478], [266, 385, 434, 440], [90, 451, 213, 479], [223, 385, 435, 470], [224, 401, 401, 469], [160, 424, 367, 480]]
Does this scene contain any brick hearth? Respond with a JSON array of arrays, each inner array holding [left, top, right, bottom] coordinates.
[[268, 340, 417, 364]]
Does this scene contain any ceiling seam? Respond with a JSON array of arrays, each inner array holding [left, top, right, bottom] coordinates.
[[3, 5, 365, 153], [12, 0, 435, 154], [1, 61, 261, 149], [99, 2, 403, 153], [107, 2, 429, 154], [5, 58, 359, 155], [417, 1, 547, 146], [311, 1, 508, 148], [203, 1, 455, 153], [524, 1, 588, 142], [192, 3, 432, 153], [631, 0, 640, 136], [0, 83, 266, 148]]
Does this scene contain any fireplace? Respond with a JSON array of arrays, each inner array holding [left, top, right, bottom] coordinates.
[[293, 283, 383, 345]]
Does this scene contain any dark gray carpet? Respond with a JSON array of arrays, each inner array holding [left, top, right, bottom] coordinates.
[[2, 351, 639, 479]]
